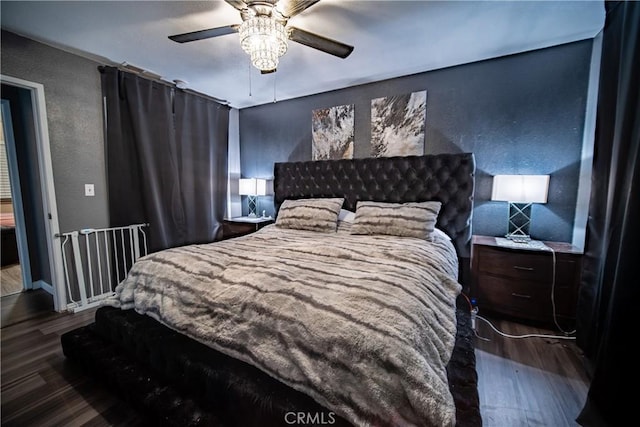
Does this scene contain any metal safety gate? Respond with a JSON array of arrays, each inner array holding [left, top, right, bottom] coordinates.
[[58, 223, 148, 312]]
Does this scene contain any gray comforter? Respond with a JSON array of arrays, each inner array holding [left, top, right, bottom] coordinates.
[[106, 223, 462, 426]]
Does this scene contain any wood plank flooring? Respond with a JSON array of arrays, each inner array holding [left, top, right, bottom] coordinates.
[[1, 291, 590, 426], [0, 264, 22, 297], [1, 291, 142, 426], [475, 316, 590, 427], [1, 289, 54, 328]]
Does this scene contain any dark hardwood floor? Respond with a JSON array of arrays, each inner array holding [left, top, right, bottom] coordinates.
[[1, 291, 590, 426], [1, 289, 54, 329], [1, 290, 142, 426], [475, 316, 590, 427]]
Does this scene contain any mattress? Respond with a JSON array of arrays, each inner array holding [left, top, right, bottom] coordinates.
[[104, 223, 465, 426], [62, 295, 480, 427]]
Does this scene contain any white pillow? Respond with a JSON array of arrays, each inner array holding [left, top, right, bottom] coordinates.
[[433, 228, 451, 241], [350, 201, 442, 240], [275, 198, 344, 232], [338, 209, 356, 223]]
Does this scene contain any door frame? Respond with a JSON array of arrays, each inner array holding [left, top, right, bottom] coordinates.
[[1, 99, 33, 291], [1, 74, 64, 311]]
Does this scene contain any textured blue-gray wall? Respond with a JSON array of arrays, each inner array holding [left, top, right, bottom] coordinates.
[[239, 40, 593, 243], [1, 30, 108, 233]]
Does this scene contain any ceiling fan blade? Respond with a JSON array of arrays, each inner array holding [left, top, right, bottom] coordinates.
[[224, 0, 247, 11], [288, 27, 353, 58], [276, 0, 321, 18], [169, 25, 240, 43], [261, 69, 277, 74]]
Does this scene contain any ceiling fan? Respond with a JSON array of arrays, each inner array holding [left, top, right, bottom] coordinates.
[[168, 0, 354, 73]]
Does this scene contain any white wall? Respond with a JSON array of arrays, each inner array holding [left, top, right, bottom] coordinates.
[[572, 32, 603, 251], [226, 108, 241, 219]]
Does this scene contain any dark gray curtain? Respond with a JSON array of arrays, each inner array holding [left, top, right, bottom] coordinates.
[[100, 66, 229, 252], [174, 89, 230, 245], [576, 2, 639, 425]]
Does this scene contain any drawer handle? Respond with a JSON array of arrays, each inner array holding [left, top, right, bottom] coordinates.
[[513, 266, 534, 271], [511, 293, 532, 299]]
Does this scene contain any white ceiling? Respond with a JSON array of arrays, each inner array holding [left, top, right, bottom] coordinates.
[[1, 1, 604, 109]]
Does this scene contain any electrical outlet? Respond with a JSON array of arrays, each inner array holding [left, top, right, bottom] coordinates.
[[85, 184, 95, 197]]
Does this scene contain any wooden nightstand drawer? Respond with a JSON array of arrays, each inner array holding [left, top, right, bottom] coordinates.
[[223, 221, 255, 237], [476, 275, 548, 319], [477, 247, 551, 282], [471, 235, 582, 325], [222, 217, 273, 240]]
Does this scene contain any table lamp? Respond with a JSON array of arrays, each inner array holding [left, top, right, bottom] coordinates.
[[491, 174, 550, 242], [239, 178, 268, 217]]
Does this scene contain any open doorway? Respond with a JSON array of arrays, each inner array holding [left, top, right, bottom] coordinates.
[[1, 100, 30, 298], [0, 75, 64, 326]]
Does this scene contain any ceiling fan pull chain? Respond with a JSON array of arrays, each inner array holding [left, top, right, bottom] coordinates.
[[248, 59, 252, 97], [273, 72, 277, 103]]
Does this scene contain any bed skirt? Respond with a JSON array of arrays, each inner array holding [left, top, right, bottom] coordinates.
[[61, 295, 481, 427]]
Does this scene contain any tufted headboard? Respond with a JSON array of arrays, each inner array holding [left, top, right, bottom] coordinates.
[[273, 153, 476, 260]]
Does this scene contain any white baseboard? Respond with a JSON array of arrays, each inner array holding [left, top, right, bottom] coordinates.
[[33, 280, 54, 295]]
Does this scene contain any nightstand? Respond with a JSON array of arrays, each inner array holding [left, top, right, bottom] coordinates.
[[222, 216, 274, 240], [470, 235, 582, 326]]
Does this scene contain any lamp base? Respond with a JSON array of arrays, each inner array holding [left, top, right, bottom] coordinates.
[[506, 202, 533, 240], [496, 237, 549, 251], [505, 233, 531, 243], [247, 195, 257, 218]]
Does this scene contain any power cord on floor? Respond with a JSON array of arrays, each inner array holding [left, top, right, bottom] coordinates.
[[475, 314, 576, 340], [546, 246, 577, 336], [462, 241, 578, 341]]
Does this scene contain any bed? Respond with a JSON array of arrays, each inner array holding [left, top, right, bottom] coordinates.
[[61, 153, 480, 427]]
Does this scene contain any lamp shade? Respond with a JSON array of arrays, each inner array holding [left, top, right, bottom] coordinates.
[[239, 178, 273, 196], [255, 179, 267, 196], [491, 175, 550, 203], [238, 178, 257, 196]]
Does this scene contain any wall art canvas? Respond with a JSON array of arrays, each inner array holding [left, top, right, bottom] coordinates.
[[370, 90, 427, 157], [312, 104, 354, 160]]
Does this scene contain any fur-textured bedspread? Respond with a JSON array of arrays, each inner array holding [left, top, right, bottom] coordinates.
[[106, 224, 462, 426]]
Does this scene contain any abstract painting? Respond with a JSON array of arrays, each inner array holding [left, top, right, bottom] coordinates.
[[312, 104, 354, 160], [370, 90, 427, 157]]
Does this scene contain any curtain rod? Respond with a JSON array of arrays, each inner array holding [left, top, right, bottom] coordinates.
[[97, 64, 230, 107]]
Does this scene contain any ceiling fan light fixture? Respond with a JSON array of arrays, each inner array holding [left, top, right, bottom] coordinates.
[[239, 16, 288, 71]]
